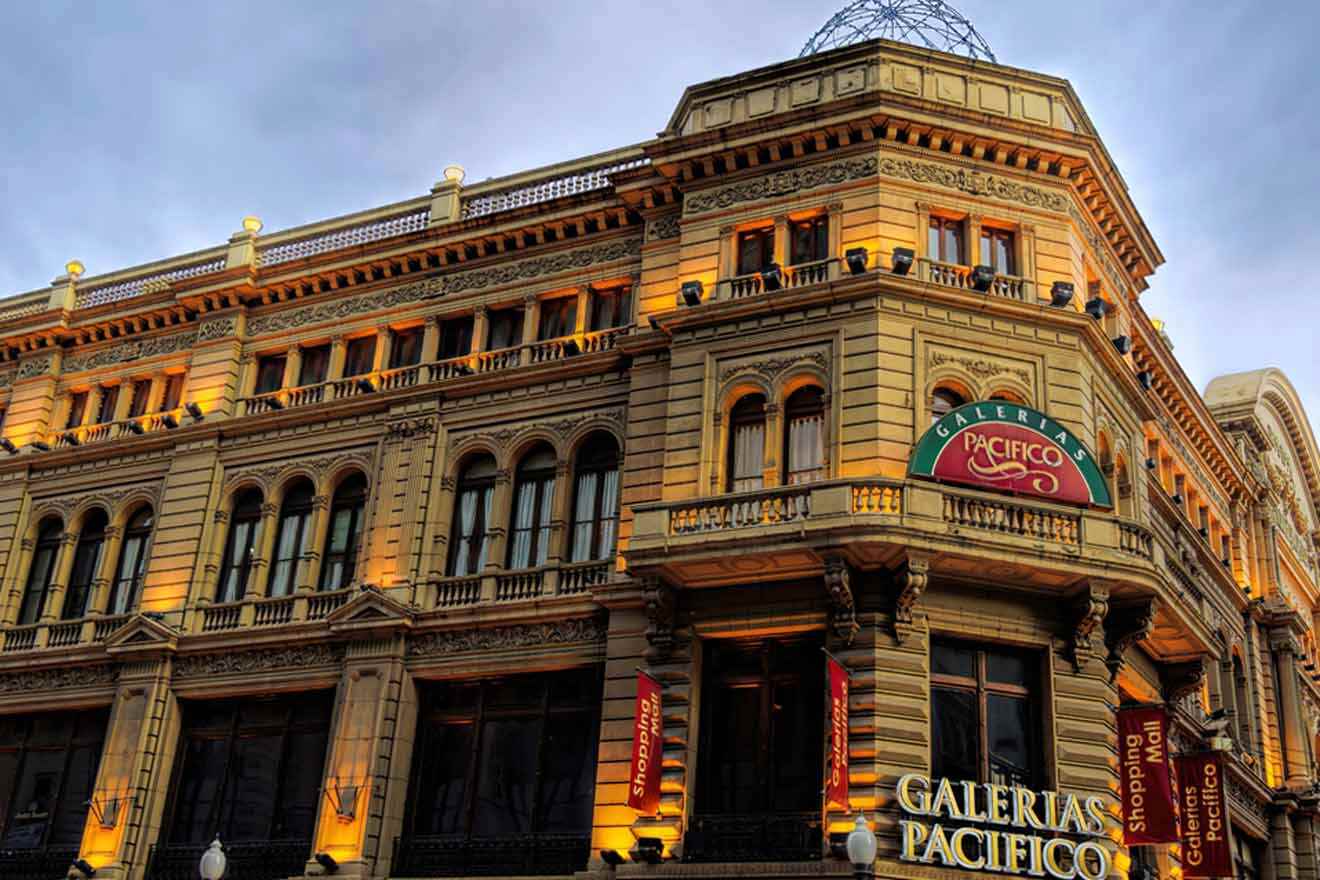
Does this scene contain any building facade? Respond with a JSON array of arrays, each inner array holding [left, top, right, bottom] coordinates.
[[0, 37, 1315, 880]]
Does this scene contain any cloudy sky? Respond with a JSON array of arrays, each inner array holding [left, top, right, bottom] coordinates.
[[1, 1, 1316, 423]]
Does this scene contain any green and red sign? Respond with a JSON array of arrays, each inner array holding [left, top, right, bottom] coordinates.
[[910, 402, 1112, 508]]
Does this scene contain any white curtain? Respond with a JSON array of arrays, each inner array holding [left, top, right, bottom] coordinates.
[[456, 488, 480, 576], [731, 422, 765, 491], [534, 478, 556, 566], [476, 485, 494, 571], [787, 414, 825, 484], [570, 472, 597, 562], [597, 469, 619, 559], [509, 481, 538, 568]]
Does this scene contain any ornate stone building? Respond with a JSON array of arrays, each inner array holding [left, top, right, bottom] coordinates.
[[0, 36, 1315, 880]]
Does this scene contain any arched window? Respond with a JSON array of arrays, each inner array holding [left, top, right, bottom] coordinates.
[[268, 480, 315, 597], [450, 455, 496, 577], [62, 509, 108, 619], [107, 507, 154, 614], [1115, 455, 1134, 518], [727, 394, 767, 492], [320, 473, 368, 591], [218, 489, 263, 603], [18, 519, 63, 625], [509, 445, 557, 569], [570, 435, 620, 563], [988, 391, 1024, 404], [930, 387, 965, 425], [784, 386, 826, 485]]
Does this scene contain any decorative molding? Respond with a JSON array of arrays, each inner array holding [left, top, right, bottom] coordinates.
[[1066, 205, 1128, 297], [386, 417, 437, 440], [16, 355, 54, 380], [893, 554, 930, 643], [1105, 600, 1157, 682], [642, 578, 676, 660], [647, 213, 681, 241], [928, 350, 1031, 384], [719, 350, 830, 386], [0, 664, 118, 694], [223, 451, 375, 496], [686, 156, 878, 215], [462, 408, 626, 454], [1161, 658, 1206, 703], [877, 155, 1069, 212], [30, 483, 161, 524], [63, 333, 197, 373], [197, 317, 237, 342], [174, 644, 344, 677], [0, 367, 15, 389], [408, 616, 606, 657], [1068, 583, 1110, 671], [823, 557, 857, 645]]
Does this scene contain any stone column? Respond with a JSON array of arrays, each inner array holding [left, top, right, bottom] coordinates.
[[1274, 799, 1301, 880], [1272, 629, 1311, 789], [772, 215, 790, 268], [481, 468, 513, 599], [111, 383, 134, 423], [762, 401, 781, 488], [521, 294, 540, 346], [281, 346, 303, 389], [574, 286, 590, 337], [420, 316, 441, 363], [470, 306, 488, 357], [371, 327, 391, 373], [246, 503, 280, 601], [87, 526, 124, 617], [328, 336, 348, 381]]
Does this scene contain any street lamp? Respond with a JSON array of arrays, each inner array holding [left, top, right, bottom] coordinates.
[[846, 814, 877, 880], [199, 837, 226, 880]]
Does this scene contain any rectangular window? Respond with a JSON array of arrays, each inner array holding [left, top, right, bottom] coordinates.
[[95, 385, 119, 424], [537, 298, 577, 341], [159, 374, 185, 412], [389, 327, 424, 369], [298, 345, 330, 386], [789, 216, 829, 265], [486, 308, 524, 351], [438, 317, 474, 360], [64, 392, 88, 429], [930, 639, 1041, 787], [928, 216, 965, 264], [589, 287, 631, 331], [127, 379, 152, 418], [979, 228, 1017, 274], [0, 710, 107, 856], [343, 337, 376, 377], [254, 356, 286, 395], [736, 228, 775, 276]]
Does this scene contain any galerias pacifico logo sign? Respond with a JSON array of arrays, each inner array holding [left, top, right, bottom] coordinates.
[[909, 402, 1112, 508]]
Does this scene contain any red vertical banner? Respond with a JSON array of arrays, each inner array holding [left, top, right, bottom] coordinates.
[[627, 671, 663, 814], [1118, 706, 1181, 844], [827, 656, 850, 809], [1176, 752, 1232, 878]]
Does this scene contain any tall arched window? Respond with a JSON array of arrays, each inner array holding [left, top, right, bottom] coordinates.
[[18, 519, 63, 625], [218, 489, 263, 603], [784, 386, 826, 485], [268, 480, 315, 597], [930, 387, 965, 425], [509, 445, 557, 569], [107, 507, 153, 615], [570, 435, 620, 563], [450, 455, 496, 577], [727, 394, 766, 492], [320, 473, 368, 591], [62, 509, 108, 619]]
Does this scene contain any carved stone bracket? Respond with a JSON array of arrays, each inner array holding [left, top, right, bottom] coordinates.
[[1161, 658, 1207, 703], [892, 553, 931, 644], [1068, 583, 1110, 672], [823, 556, 857, 646], [1104, 599, 1157, 682], [643, 576, 676, 660]]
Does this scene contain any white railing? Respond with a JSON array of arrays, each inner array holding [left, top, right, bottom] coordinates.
[[462, 157, 649, 219], [257, 209, 431, 267], [75, 258, 227, 309]]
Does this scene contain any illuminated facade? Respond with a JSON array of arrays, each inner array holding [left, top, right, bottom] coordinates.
[[0, 37, 1316, 880]]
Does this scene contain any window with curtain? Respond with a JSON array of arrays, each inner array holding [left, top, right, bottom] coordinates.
[[106, 507, 153, 615], [390, 327, 424, 369], [61, 510, 107, 620], [450, 456, 496, 577], [217, 489, 263, 603], [268, 481, 314, 597], [298, 345, 330, 386], [784, 387, 826, 485], [928, 216, 965, 263], [439, 317, 474, 360], [726, 395, 767, 492], [589, 287, 631, 331], [159, 374, 185, 412], [343, 337, 376, 377], [508, 446, 557, 569], [64, 392, 88, 430], [736, 228, 775, 276], [569, 435, 620, 563], [127, 379, 152, 418], [930, 387, 966, 425], [95, 385, 119, 424], [17, 519, 62, 625], [537, 298, 577, 340], [487, 308, 524, 351], [0, 710, 107, 855], [319, 474, 367, 591], [980, 227, 1016, 274], [930, 639, 1041, 788], [789, 216, 829, 265]]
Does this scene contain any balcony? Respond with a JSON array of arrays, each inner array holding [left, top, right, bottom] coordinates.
[[918, 257, 1035, 302], [392, 832, 591, 877], [146, 840, 311, 880], [430, 559, 613, 610], [715, 259, 840, 301], [683, 813, 822, 863], [0, 613, 131, 653], [50, 412, 180, 448], [194, 588, 352, 634]]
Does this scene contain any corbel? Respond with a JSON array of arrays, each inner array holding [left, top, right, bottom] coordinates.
[[642, 575, 676, 661], [1161, 658, 1207, 704], [1104, 599, 1157, 682], [1068, 582, 1110, 672], [892, 552, 931, 644], [823, 555, 857, 646]]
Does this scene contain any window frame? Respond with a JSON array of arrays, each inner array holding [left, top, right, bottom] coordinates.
[[64, 392, 88, 430], [17, 520, 63, 625], [726, 394, 768, 493], [61, 512, 107, 621], [783, 386, 827, 485], [343, 337, 376, 378], [789, 216, 829, 266], [537, 297, 578, 341], [735, 227, 775, 277], [158, 373, 185, 412], [927, 216, 966, 264], [588, 287, 631, 332], [569, 438, 620, 563], [319, 475, 367, 591], [389, 327, 424, 369], [127, 379, 152, 418], [438, 317, 475, 360], [979, 227, 1017, 275], [106, 507, 153, 615], [267, 483, 315, 598], [298, 345, 331, 387], [507, 448, 557, 570], [95, 385, 119, 425], [0, 709, 108, 852], [217, 490, 263, 603], [449, 459, 496, 577]]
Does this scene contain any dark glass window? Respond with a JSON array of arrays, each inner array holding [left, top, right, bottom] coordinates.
[[159, 373, 185, 412], [64, 393, 87, 430], [268, 481, 314, 598], [319, 474, 367, 591], [298, 345, 330, 387], [696, 638, 822, 815], [508, 445, 556, 569], [254, 356, 286, 395], [343, 337, 376, 378], [930, 388, 965, 425], [127, 379, 152, 418], [438, 318, 474, 360], [62, 510, 108, 620], [569, 435, 620, 563], [736, 228, 775, 276], [537, 298, 577, 340], [390, 327, 424, 369], [404, 669, 600, 851], [928, 216, 965, 264], [784, 387, 826, 485], [164, 692, 331, 846], [18, 519, 62, 625], [450, 456, 496, 577], [726, 395, 766, 492], [486, 308, 524, 351], [218, 489, 263, 603], [589, 287, 631, 331], [1233, 830, 1261, 880], [0, 710, 107, 852], [789, 217, 829, 265], [95, 385, 119, 424], [931, 639, 1041, 787], [106, 507, 153, 615], [980, 228, 1016, 275]]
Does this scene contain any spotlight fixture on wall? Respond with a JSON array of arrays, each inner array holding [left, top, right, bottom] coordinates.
[[325, 777, 359, 823], [647, 315, 660, 330], [845, 247, 869, 275], [600, 849, 625, 868], [266, 397, 285, 410], [1049, 281, 1075, 308], [1084, 297, 1107, 321], [314, 852, 340, 874], [630, 837, 664, 864], [30, 440, 51, 452], [1112, 336, 1132, 356], [680, 281, 704, 306], [0, 438, 16, 454], [1171, 493, 1184, 506], [761, 263, 783, 292], [1145, 458, 1158, 471], [64, 434, 80, 446], [1199, 526, 1209, 539], [161, 414, 179, 430], [970, 265, 994, 292], [890, 247, 913, 275], [1137, 370, 1153, 391], [126, 420, 145, 434], [71, 858, 97, 878], [355, 377, 376, 394], [185, 402, 204, 421]]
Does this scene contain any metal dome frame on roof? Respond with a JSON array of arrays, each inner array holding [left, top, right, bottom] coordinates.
[[801, 0, 996, 63]]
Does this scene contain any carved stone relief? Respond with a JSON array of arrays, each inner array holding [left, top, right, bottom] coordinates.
[[174, 644, 344, 677], [685, 156, 878, 215], [408, 617, 607, 657], [63, 333, 197, 373]]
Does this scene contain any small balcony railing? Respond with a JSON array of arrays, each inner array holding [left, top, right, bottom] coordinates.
[[942, 491, 1081, 546], [430, 559, 613, 609], [391, 832, 591, 877], [50, 412, 179, 448], [0, 845, 80, 880], [918, 257, 1034, 302], [0, 613, 132, 652], [195, 588, 353, 633], [683, 812, 823, 863], [716, 259, 840, 301], [147, 839, 311, 880]]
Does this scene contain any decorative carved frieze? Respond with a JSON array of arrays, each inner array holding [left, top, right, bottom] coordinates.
[[462, 408, 625, 452], [928, 350, 1031, 384], [408, 616, 607, 657], [223, 452, 375, 495], [823, 557, 857, 645], [1105, 600, 1157, 682], [719, 350, 830, 385], [647, 213, 681, 241], [197, 317, 237, 342], [1068, 583, 1110, 671], [878, 155, 1069, 212], [30, 483, 161, 523], [63, 333, 197, 373], [174, 644, 344, 677], [16, 355, 54, 380], [0, 368, 15, 389], [386, 417, 437, 440], [0, 664, 118, 694], [685, 156, 878, 215]]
